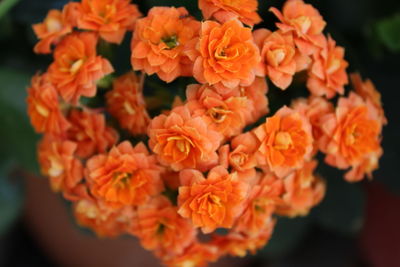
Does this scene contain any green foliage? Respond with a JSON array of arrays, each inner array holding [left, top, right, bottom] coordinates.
[[0, 0, 20, 19], [0, 68, 39, 173], [375, 13, 400, 53]]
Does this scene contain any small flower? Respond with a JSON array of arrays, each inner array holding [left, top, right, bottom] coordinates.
[[307, 35, 349, 99], [148, 105, 222, 171], [131, 7, 200, 82], [27, 73, 70, 136], [48, 32, 114, 104], [270, 0, 326, 55], [192, 19, 260, 92], [253, 106, 313, 177], [199, 0, 261, 26], [319, 93, 383, 182], [178, 166, 248, 233], [130, 196, 196, 256], [162, 242, 219, 267], [67, 109, 118, 158], [276, 160, 326, 217], [351, 72, 387, 125], [77, 0, 141, 44], [106, 72, 150, 135], [38, 135, 83, 194], [226, 132, 259, 173], [32, 4, 78, 54], [85, 141, 164, 208], [74, 199, 133, 237], [233, 173, 283, 236], [186, 84, 252, 138], [254, 29, 306, 90], [212, 219, 275, 257]]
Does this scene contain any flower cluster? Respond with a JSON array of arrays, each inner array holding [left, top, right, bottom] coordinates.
[[28, 0, 386, 266]]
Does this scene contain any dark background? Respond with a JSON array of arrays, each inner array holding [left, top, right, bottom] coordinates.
[[0, 0, 399, 266]]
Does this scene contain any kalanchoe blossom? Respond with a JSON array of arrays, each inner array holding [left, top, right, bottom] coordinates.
[[199, 0, 262, 26], [131, 7, 200, 82], [76, 0, 141, 44], [48, 32, 114, 104]]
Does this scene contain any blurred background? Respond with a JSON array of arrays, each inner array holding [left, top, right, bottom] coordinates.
[[0, 0, 399, 266]]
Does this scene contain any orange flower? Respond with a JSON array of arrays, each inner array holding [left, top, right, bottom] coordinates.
[[276, 160, 326, 217], [319, 93, 383, 182], [292, 96, 334, 154], [253, 106, 313, 177], [131, 7, 200, 82], [192, 19, 260, 92], [67, 109, 118, 158], [27, 73, 70, 136], [227, 132, 259, 173], [307, 36, 349, 99], [162, 242, 219, 267], [254, 29, 308, 90], [270, 0, 326, 55], [186, 84, 252, 138], [74, 199, 133, 237], [239, 77, 269, 124], [351, 72, 387, 125], [77, 0, 141, 44], [106, 72, 150, 135], [148, 105, 222, 171], [37, 135, 83, 194], [199, 0, 261, 26], [86, 141, 164, 208], [234, 173, 283, 236], [32, 3, 79, 54], [344, 148, 383, 182], [212, 219, 275, 257], [130, 196, 196, 256], [48, 32, 114, 104], [177, 166, 248, 233]]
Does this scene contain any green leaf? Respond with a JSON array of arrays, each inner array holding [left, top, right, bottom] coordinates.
[[259, 216, 310, 258], [375, 13, 400, 52], [0, 0, 19, 19], [311, 166, 365, 235], [0, 162, 23, 237], [0, 68, 39, 173]]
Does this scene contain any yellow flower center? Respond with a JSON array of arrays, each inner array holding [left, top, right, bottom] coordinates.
[[35, 103, 49, 117], [292, 16, 312, 34], [45, 17, 62, 33], [327, 57, 341, 74], [208, 106, 231, 123], [274, 131, 293, 150], [123, 101, 136, 115], [70, 59, 84, 74]]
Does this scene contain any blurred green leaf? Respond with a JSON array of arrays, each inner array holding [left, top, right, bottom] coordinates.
[[311, 168, 365, 235], [375, 13, 400, 52], [260, 216, 310, 258], [0, 68, 39, 173], [0, 162, 23, 237], [0, 0, 19, 19]]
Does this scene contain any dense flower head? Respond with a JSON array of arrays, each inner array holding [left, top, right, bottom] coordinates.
[[307, 36, 349, 99], [38, 135, 83, 195], [85, 141, 164, 208], [66, 109, 118, 158], [186, 84, 252, 138], [192, 19, 260, 92], [48, 31, 114, 104], [130, 196, 196, 257], [131, 7, 200, 82], [254, 29, 308, 90], [199, 0, 262, 26], [106, 72, 150, 135], [276, 160, 326, 217], [76, 0, 141, 44], [148, 105, 222, 171], [270, 0, 326, 55], [178, 166, 248, 233], [27, 73, 70, 136], [253, 106, 313, 177], [319, 93, 383, 182], [27, 0, 387, 266]]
